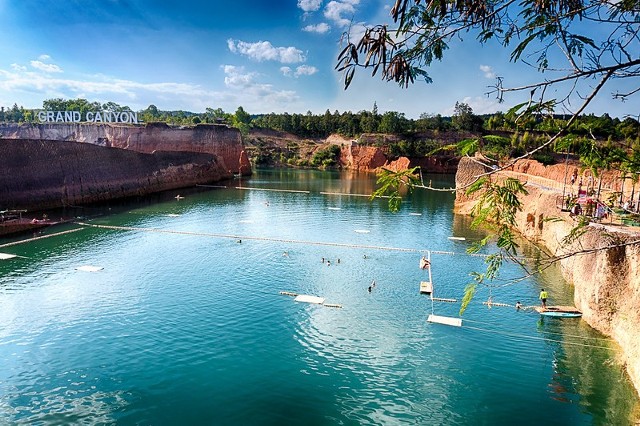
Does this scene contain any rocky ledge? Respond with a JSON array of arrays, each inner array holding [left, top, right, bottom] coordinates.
[[0, 139, 230, 210], [455, 156, 640, 396]]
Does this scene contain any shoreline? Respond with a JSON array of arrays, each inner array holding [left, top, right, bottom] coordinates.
[[455, 156, 640, 396]]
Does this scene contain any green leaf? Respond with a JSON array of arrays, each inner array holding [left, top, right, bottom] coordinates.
[[460, 283, 477, 315]]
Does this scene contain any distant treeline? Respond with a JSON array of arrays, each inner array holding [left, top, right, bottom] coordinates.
[[2, 98, 639, 144]]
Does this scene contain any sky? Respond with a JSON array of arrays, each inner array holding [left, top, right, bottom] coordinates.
[[0, 0, 636, 119]]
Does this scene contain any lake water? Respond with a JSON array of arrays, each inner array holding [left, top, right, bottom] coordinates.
[[0, 169, 638, 425]]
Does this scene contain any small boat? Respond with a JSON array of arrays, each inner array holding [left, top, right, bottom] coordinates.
[[1, 210, 58, 237], [535, 306, 582, 318]]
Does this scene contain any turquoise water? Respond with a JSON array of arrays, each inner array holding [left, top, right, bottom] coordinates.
[[0, 169, 638, 425]]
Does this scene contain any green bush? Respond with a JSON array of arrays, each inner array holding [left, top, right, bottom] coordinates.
[[311, 145, 341, 167], [532, 152, 555, 165]]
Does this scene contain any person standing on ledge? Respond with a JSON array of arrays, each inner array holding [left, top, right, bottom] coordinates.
[[539, 289, 549, 309]]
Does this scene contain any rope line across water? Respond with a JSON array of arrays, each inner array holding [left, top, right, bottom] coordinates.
[[0, 228, 84, 248], [462, 325, 615, 351], [76, 222, 504, 257]]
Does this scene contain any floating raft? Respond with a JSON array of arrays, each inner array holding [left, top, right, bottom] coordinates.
[[0, 253, 18, 260], [281, 292, 341, 308], [448, 236, 466, 241], [76, 265, 104, 272], [294, 294, 325, 304], [535, 306, 582, 318], [419, 281, 433, 295], [427, 314, 462, 327]]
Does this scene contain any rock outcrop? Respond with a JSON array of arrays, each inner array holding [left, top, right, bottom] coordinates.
[[0, 139, 229, 210], [455, 156, 640, 396], [340, 142, 459, 173], [0, 122, 251, 176]]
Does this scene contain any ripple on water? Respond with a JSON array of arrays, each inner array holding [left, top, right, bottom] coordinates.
[[0, 170, 638, 425]]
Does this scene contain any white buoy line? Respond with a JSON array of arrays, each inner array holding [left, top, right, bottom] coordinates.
[[74, 222, 534, 259]]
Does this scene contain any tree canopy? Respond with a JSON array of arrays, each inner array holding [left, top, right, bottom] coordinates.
[[337, 0, 639, 117]]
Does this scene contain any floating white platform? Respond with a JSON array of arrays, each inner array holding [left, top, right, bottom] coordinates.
[[76, 265, 104, 272], [354, 230, 370, 234], [427, 314, 462, 327], [419, 281, 433, 295], [294, 294, 325, 304], [0, 253, 17, 260], [448, 237, 466, 241]]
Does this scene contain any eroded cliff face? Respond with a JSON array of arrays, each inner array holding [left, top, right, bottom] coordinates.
[[455, 156, 640, 396], [0, 139, 230, 210], [340, 143, 459, 173], [0, 122, 251, 175]]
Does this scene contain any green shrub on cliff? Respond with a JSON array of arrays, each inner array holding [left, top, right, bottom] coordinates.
[[311, 145, 341, 168]]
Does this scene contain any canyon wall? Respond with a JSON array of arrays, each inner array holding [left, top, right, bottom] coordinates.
[[455, 156, 640, 396], [340, 143, 459, 173], [0, 122, 251, 175], [0, 139, 229, 210]]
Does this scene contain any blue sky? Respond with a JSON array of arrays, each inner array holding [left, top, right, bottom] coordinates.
[[0, 0, 636, 119]]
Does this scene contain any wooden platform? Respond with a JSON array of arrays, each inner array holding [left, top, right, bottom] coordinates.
[[535, 305, 582, 317]]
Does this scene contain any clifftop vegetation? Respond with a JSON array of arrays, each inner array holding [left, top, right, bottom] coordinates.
[[3, 98, 639, 170]]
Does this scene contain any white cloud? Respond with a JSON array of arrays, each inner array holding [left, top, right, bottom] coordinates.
[[38, 54, 51, 61], [294, 65, 318, 77], [222, 65, 259, 88], [444, 96, 500, 115], [220, 65, 299, 111], [10, 63, 27, 72], [298, 0, 322, 12], [30, 60, 63, 73], [346, 21, 367, 41], [280, 67, 292, 77], [281, 65, 318, 78], [0, 68, 202, 99], [324, 0, 360, 28], [227, 39, 306, 63], [480, 65, 495, 79], [302, 23, 330, 34], [0, 62, 302, 115]]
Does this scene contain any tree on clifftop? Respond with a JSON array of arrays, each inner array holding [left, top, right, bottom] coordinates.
[[337, 0, 640, 312]]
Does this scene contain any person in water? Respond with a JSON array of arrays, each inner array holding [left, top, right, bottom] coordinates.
[[515, 301, 522, 310], [539, 289, 548, 309], [420, 256, 430, 269], [367, 286, 372, 293]]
